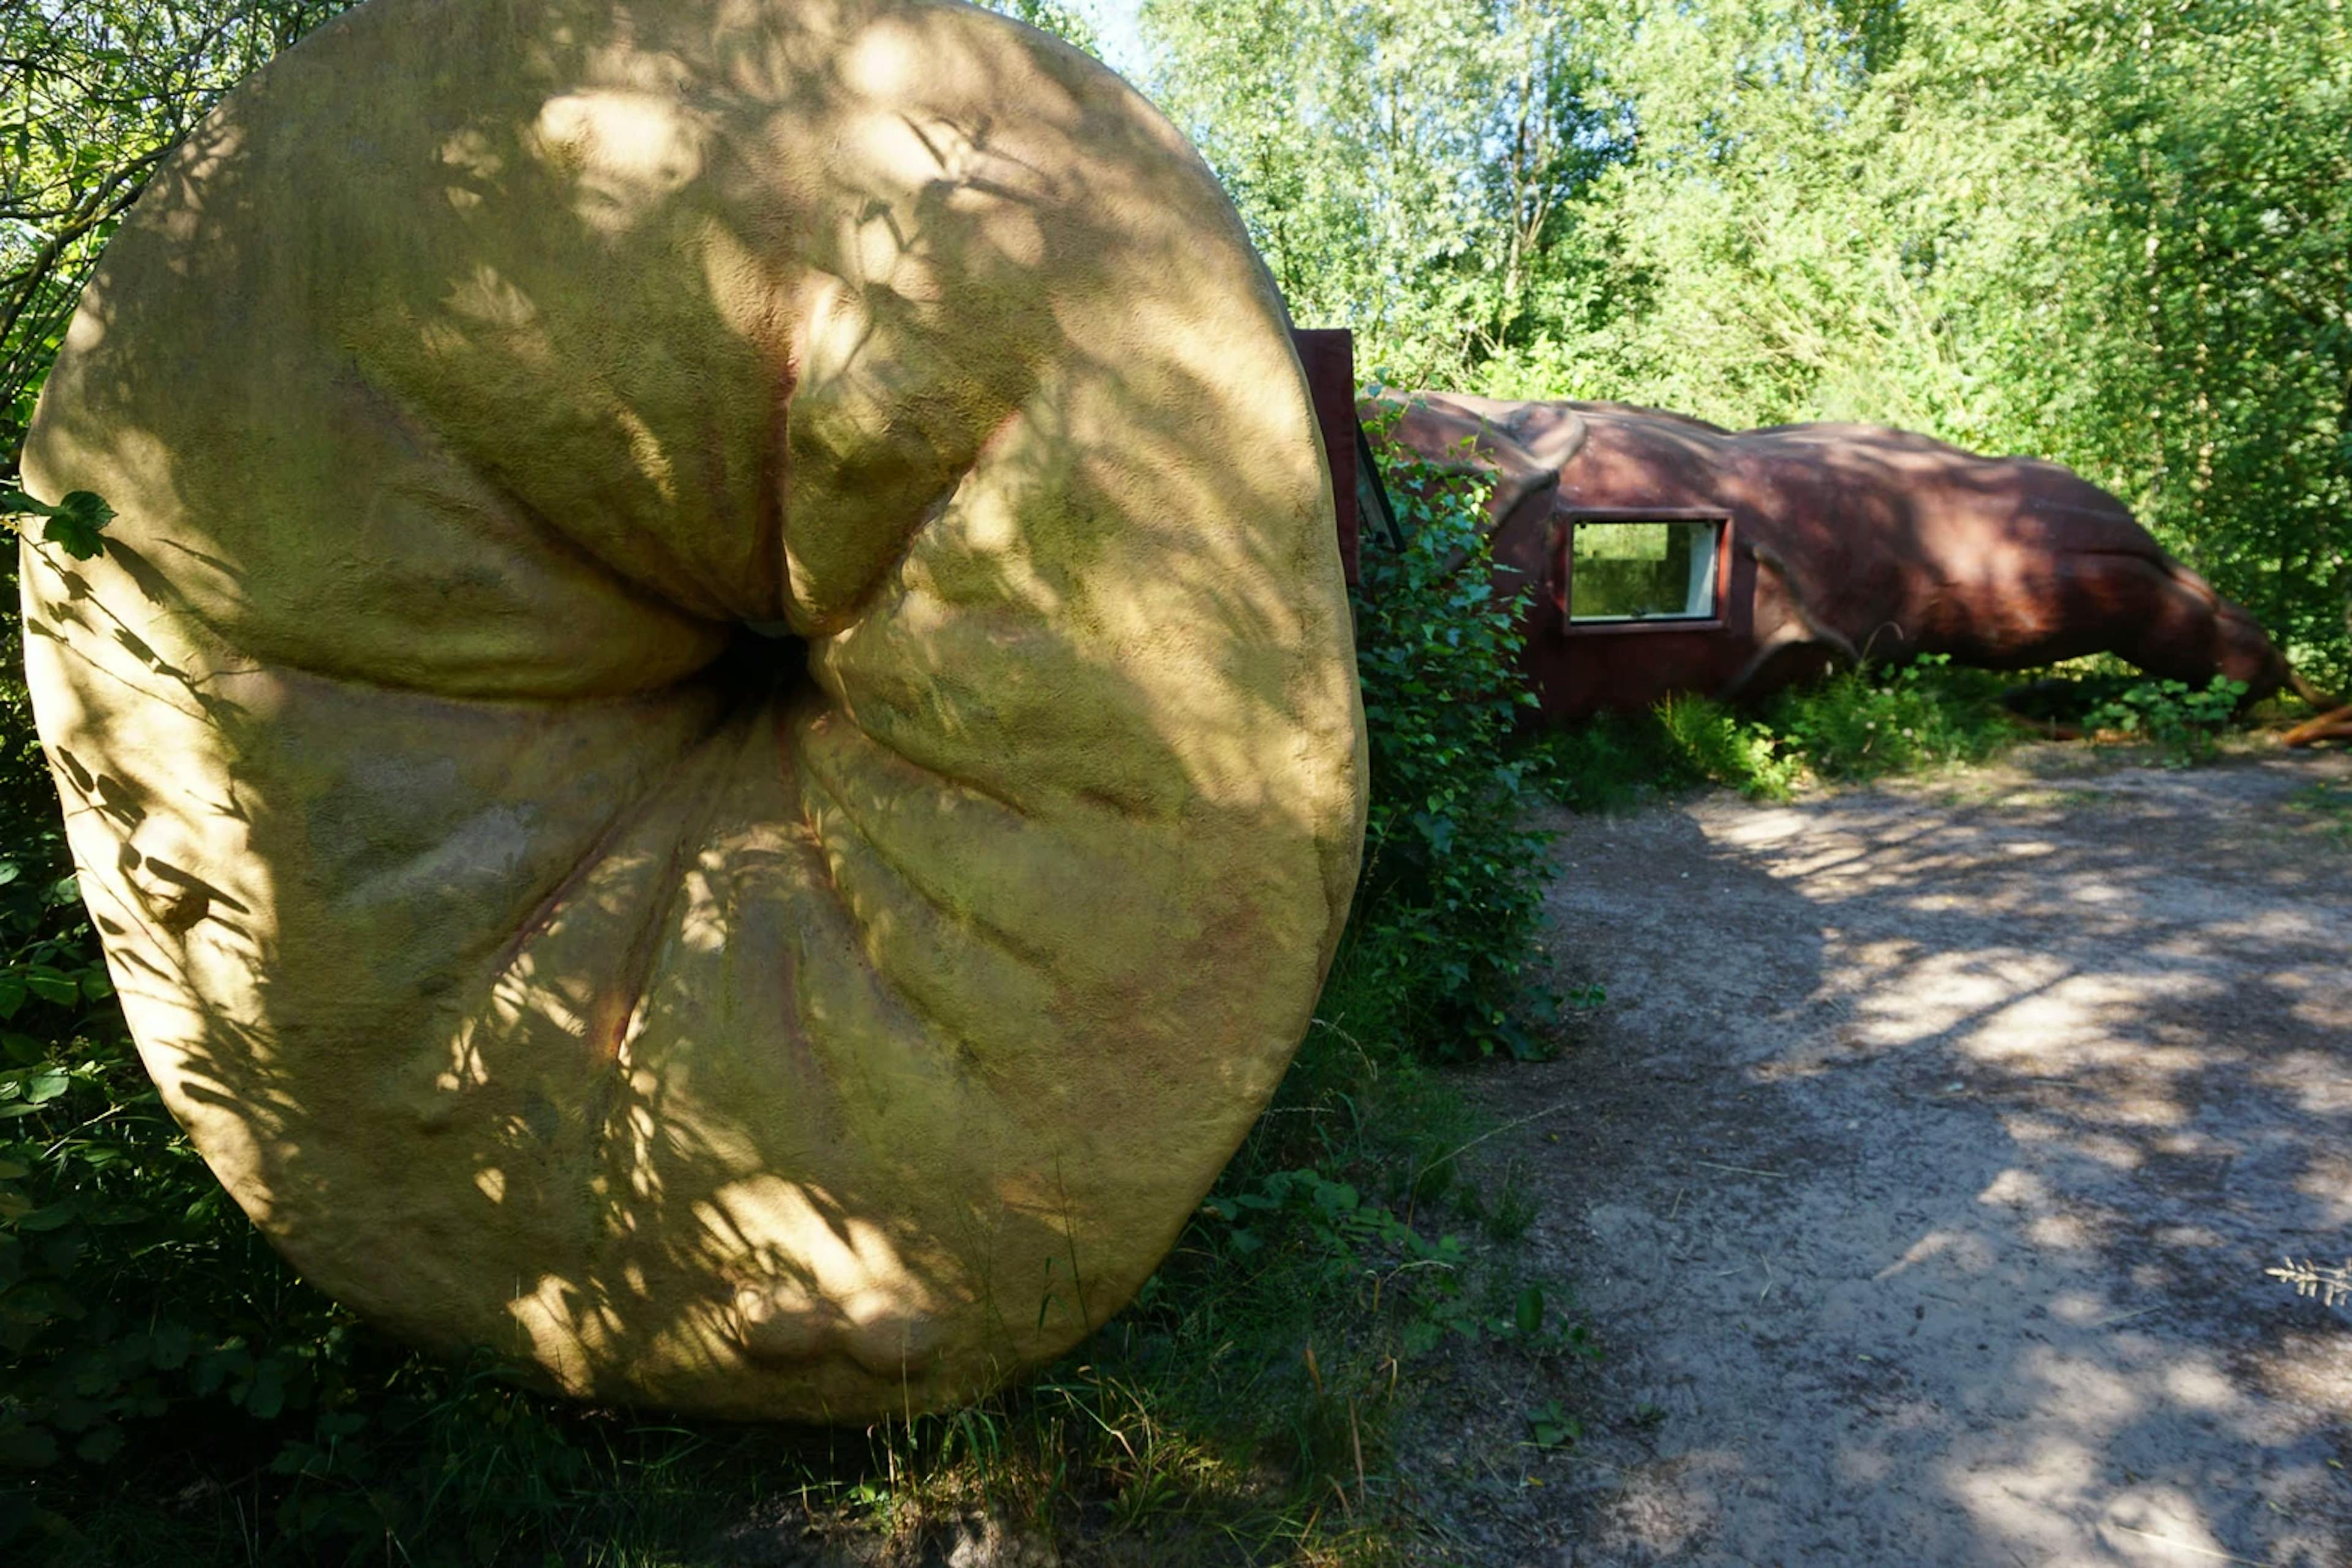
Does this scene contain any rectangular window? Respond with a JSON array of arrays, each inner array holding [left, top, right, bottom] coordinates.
[[1568, 516, 1725, 623]]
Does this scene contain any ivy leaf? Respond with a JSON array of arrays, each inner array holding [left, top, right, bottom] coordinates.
[[1, 488, 115, 560], [40, 492, 116, 560]]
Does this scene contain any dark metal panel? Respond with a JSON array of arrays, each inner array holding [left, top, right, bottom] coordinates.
[[1288, 327, 1359, 584]]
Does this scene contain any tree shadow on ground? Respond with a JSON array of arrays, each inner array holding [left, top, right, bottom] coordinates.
[[1470, 751, 2351, 1566]]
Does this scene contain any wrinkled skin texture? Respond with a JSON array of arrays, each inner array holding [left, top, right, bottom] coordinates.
[[1370, 393, 2291, 721], [21, 0, 1366, 1422]]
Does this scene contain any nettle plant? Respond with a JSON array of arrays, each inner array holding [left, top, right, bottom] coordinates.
[[1349, 411, 1553, 1060], [2086, 675, 2250, 766], [1763, 654, 2014, 783]]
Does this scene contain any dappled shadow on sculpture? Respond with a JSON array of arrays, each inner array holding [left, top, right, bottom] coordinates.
[[1368, 391, 2297, 723], [18, 0, 1366, 1422]]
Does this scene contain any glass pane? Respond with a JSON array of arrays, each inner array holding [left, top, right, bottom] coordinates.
[[1569, 519, 1721, 621]]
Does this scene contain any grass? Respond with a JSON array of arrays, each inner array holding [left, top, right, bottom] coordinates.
[[2286, 779, 2352, 845], [1518, 708, 1706, 814]]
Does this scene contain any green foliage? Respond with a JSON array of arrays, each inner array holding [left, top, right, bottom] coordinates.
[[1653, 694, 1801, 802], [2085, 675, 2250, 767], [1764, 655, 2015, 782], [1058, 957, 1587, 1539], [1348, 418, 1554, 1060], [0, 490, 113, 560], [1531, 656, 2024, 805], [1547, 0, 2352, 685], [1139, 0, 1621, 386], [1142, 0, 2350, 684], [2060, 2, 2351, 688], [970, 0, 1100, 52], [1195, 1166, 1564, 1360], [1521, 709, 1703, 813], [2, 1, 355, 459], [1523, 1398, 1578, 1452]]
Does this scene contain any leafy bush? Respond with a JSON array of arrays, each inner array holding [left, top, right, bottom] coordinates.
[[1764, 655, 2015, 782], [1347, 419, 1555, 1060], [1531, 655, 2024, 807], [2085, 675, 2250, 766], [1195, 1166, 1562, 1359], [0, 491, 113, 561], [1653, 693, 1800, 801]]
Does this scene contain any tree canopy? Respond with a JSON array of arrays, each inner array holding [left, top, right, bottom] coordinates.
[[1139, 0, 2350, 682]]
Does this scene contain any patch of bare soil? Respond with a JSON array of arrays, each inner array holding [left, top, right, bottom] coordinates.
[[1405, 745, 2352, 1567]]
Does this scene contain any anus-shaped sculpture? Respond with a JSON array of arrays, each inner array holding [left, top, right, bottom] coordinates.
[[20, 0, 1367, 1421], [1370, 393, 2295, 722]]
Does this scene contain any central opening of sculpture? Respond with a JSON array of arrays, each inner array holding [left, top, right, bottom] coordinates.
[[708, 618, 813, 702]]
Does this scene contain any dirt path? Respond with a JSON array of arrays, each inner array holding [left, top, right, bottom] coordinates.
[[1442, 747, 2352, 1567]]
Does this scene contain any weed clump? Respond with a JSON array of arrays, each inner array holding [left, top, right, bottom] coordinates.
[[1765, 655, 2016, 781], [1529, 654, 2030, 805], [1656, 692, 1802, 801]]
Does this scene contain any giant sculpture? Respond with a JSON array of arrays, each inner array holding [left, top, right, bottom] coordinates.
[[18, 0, 1367, 1421], [1370, 393, 2296, 722]]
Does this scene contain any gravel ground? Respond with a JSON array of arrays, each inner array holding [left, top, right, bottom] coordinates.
[[1416, 744, 2352, 1567]]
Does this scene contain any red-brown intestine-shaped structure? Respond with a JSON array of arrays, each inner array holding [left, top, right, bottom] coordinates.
[[1365, 391, 2302, 723]]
